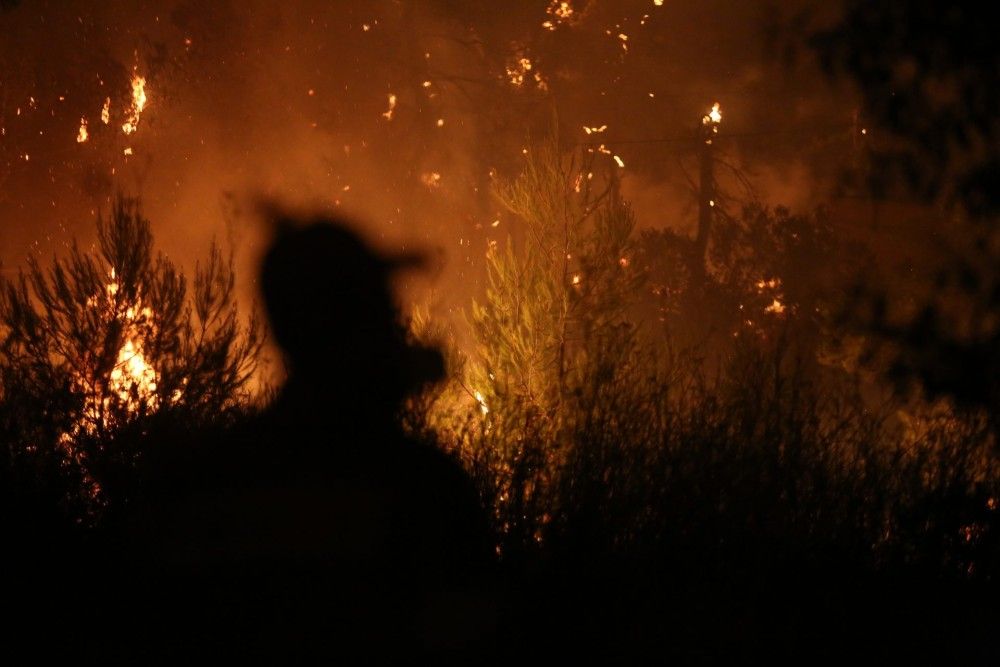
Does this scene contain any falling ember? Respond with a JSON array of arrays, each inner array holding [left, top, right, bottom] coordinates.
[[101, 97, 111, 124], [613, 155, 625, 168], [121, 73, 147, 135], [123, 147, 133, 156], [76, 118, 88, 143], [382, 93, 397, 120], [572, 274, 582, 285], [421, 172, 442, 188], [583, 125, 608, 135]]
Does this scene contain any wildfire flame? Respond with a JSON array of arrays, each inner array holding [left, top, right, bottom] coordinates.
[[76, 118, 88, 143], [110, 338, 157, 403], [101, 97, 110, 125], [703, 102, 722, 125], [121, 73, 147, 135]]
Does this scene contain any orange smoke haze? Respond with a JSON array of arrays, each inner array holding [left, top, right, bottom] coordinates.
[[2, 0, 933, 347]]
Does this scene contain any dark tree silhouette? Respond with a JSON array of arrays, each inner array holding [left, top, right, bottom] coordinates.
[[0, 196, 262, 522], [811, 1, 1000, 424], [813, 1, 1000, 218]]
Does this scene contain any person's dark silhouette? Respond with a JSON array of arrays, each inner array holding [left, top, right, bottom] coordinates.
[[126, 214, 494, 662]]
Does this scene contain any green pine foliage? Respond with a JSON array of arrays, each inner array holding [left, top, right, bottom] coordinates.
[[410, 132, 1000, 578]]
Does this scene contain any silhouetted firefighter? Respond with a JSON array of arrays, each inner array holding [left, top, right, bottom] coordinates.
[[123, 213, 494, 663]]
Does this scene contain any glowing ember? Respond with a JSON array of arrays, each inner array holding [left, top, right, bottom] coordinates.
[[583, 125, 608, 135], [506, 57, 533, 86], [121, 73, 147, 135], [76, 118, 88, 143], [382, 93, 397, 120], [101, 97, 111, 124], [543, 0, 575, 30], [756, 278, 786, 315], [421, 172, 442, 188], [613, 155, 625, 168]]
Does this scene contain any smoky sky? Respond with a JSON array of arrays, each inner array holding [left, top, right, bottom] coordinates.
[[1, 0, 878, 318]]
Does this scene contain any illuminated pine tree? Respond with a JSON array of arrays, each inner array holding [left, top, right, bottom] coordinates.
[[444, 133, 645, 544]]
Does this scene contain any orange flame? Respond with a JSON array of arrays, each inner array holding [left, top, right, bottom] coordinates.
[[121, 74, 147, 135]]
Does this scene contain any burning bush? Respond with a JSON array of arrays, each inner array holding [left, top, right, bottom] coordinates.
[[0, 196, 262, 522]]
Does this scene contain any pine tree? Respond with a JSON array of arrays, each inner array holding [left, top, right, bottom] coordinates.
[[440, 133, 646, 546], [469, 133, 643, 423], [0, 196, 262, 519]]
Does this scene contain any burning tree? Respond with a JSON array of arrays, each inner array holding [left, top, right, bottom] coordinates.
[[0, 197, 262, 520]]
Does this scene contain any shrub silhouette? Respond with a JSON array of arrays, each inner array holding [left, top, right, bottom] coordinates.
[[0, 196, 262, 525], [409, 132, 1000, 660]]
